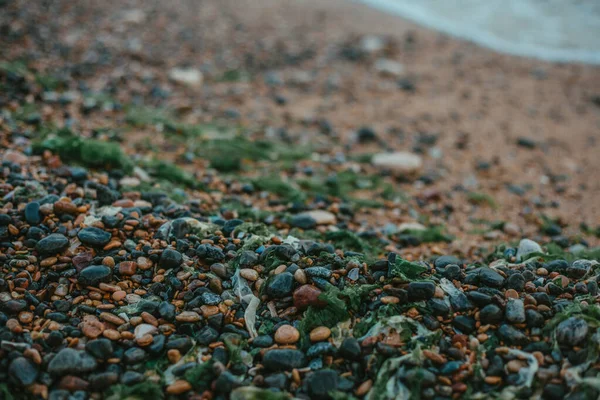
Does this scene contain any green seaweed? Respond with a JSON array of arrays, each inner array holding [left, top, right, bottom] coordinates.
[[467, 192, 498, 209], [32, 128, 134, 172], [125, 105, 209, 137], [0, 383, 14, 400], [104, 381, 164, 400], [184, 360, 216, 392], [252, 176, 306, 203], [0, 60, 29, 77], [404, 226, 453, 243], [329, 391, 359, 400], [141, 159, 196, 187], [197, 137, 310, 172], [324, 230, 386, 261], [298, 286, 350, 334], [389, 258, 428, 281], [230, 387, 290, 400], [341, 284, 378, 312]]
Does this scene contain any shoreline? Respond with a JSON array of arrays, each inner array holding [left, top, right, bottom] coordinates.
[[353, 0, 600, 65]]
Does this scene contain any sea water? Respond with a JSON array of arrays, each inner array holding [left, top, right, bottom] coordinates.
[[355, 0, 600, 64]]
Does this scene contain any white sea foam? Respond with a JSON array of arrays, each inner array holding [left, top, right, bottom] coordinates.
[[354, 0, 600, 64]]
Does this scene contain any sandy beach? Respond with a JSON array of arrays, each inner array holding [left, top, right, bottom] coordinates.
[[1, 0, 600, 399]]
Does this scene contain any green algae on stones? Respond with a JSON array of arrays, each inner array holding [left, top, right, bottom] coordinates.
[[32, 128, 134, 172], [184, 360, 216, 392]]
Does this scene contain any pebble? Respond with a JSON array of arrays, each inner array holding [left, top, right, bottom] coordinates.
[[293, 285, 325, 309], [505, 299, 526, 324], [266, 272, 294, 298], [78, 265, 113, 287], [168, 67, 203, 87], [305, 370, 339, 400], [9, 357, 38, 386], [240, 268, 259, 281], [556, 317, 588, 346], [338, 337, 361, 360], [176, 311, 201, 323], [77, 226, 111, 247], [372, 152, 423, 175], [160, 248, 183, 269], [309, 326, 331, 342], [516, 239, 543, 261], [480, 304, 503, 325], [25, 202, 41, 225], [408, 281, 436, 300], [263, 349, 307, 371], [274, 325, 300, 344], [48, 348, 97, 376], [167, 380, 192, 395], [295, 210, 336, 225], [478, 267, 505, 287], [36, 233, 69, 254]]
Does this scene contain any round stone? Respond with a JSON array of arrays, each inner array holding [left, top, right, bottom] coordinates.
[[160, 248, 183, 269], [78, 265, 112, 287], [263, 349, 307, 371], [9, 357, 38, 386], [309, 326, 331, 342], [36, 233, 69, 254], [77, 227, 111, 248], [266, 272, 294, 298], [274, 325, 300, 345], [240, 268, 259, 281], [372, 152, 423, 175]]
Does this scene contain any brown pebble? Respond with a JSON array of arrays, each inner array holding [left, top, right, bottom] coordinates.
[[18, 311, 33, 324], [166, 380, 192, 395], [103, 329, 121, 340], [168, 349, 181, 364], [356, 380, 373, 397], [505, 289, 519, 299], [293, 285, 325, 310], [506, 359, 526, 373], [201, 305, 220, 318], [136, 334, 154, 347], [309, 326, 331, 342], [99, 312, 125, 326], [24, 348, 42, 364], [112, 291, 127, 301], [176, 311, 201, 322], [381, 296, 400, 304], [141, 312, 159, 326], [274, 325, 300, 345], [240, 268, 259, 281], [484, 376, 502, 385], [118, 261, 137, 276], [82, 318, 105, 339]]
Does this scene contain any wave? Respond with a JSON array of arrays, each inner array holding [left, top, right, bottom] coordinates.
[[354, 0, 600, 64]]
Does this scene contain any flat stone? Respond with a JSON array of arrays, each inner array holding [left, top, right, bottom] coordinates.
[[168, 67, 203, 87], [36, 233, 69, 254], [305, 370, 340, 400], [263, 349, 307, 371], [78, 265, 112, 287], [556, 317, 588, 346], [48, 348, 97, 376], [372, 152, 423, 175], [516, 239, 543, 261], [77, 227, 111, 248], [9, 357, 38, 386], [374, 58, 405, 76], [295, 210, 336, 225]]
